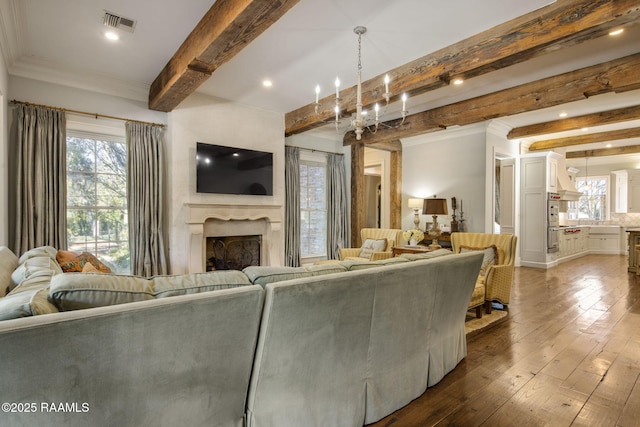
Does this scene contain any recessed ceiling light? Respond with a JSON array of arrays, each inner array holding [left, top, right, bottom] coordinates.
[[262, 80, 273, 88], [559, 112, 568, 118], [606, 143, 612, 148], [105, 31, 119, 41], [453, 79, 464, 85], [609, 28, 624, 36]]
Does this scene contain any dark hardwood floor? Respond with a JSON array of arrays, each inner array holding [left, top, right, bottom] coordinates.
[[369, 254, 640, 427]]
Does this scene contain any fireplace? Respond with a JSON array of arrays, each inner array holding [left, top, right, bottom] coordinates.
[[185, 203, 283, 273], [206, 235, 261, 271]]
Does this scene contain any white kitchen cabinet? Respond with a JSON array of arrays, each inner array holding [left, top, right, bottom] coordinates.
[[558, 227, 588, 261], [587, 226, 621, 254], [612, 170, 640, 213]]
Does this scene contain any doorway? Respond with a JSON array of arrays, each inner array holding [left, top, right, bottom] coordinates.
[[495, 155, 515, 235]]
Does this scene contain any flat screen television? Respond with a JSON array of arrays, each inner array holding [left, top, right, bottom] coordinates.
[[196, 142, 273, 196]]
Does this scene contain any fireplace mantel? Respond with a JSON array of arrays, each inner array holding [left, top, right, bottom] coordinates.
[[185, 203, 283, 273]]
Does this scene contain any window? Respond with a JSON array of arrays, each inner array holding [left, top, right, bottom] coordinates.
[[300, 157, 327, 260], [576, 175, 609, 221], [66, 134, 130, 273]]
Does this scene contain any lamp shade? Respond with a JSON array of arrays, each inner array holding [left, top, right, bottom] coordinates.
[[408, 198, 424, 209], [423, 198, 449, 215]]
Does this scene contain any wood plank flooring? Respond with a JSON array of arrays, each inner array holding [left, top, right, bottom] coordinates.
[[369, 254, 640, 427]]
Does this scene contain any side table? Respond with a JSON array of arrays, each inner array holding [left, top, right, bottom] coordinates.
[[392, 245, 433, 257]]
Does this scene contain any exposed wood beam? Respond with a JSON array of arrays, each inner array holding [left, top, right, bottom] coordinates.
[[566, 144, 640, 158], [285, 0, 640, 136], [529, 127, 640, 151], [343, 53, 640, 147], [508, 105, 640, 139], [149, 0, 300, 112], [368, 140, 403, 152]]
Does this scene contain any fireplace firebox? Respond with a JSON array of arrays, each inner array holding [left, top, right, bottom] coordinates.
[[205, 235, 261, 271]]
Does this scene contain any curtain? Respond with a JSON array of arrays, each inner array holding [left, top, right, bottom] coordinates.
[[10, 105, 67, 255], [284, 146, 301, 267], [327, 153, 349, 259], [126, 122, 168, 277]]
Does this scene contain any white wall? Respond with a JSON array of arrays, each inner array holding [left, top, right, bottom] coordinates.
[[167, 92, 285, 274], [401, 123, 487, 233]]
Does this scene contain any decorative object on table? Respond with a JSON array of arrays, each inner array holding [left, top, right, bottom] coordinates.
[[408, 198, 424, 229], [450, 197, 459, 232], [402, 229, 424, 246], [458, 199, 466, 232], [423, 197, 449, 249]]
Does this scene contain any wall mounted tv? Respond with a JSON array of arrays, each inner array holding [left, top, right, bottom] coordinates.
[[196, 142, 273, 196]]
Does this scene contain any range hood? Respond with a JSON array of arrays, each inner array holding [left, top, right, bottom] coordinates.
[[556, 157, 583, 201]]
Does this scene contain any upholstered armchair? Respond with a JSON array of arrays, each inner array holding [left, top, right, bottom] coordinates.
[[450, 232, 518, 314], [339, 228, 403, 262]]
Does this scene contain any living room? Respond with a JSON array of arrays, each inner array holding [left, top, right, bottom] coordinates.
[[1, 1, 640, 425]]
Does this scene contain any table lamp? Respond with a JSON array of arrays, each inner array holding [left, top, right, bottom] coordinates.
[[408, 198, 424, 229], [423, 197, 449, 249]]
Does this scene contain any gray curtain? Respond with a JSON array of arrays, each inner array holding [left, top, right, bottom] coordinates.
[[126, 122, 168, 277], [327, 153, 349, 259], [10, 105, 67, 255], [284, 146, 300, 267]]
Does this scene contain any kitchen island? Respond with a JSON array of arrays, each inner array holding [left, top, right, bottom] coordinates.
[[627, 228, 640, 273]]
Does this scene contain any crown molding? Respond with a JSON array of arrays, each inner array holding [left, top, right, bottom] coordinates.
[[11, 56, 149, 102]]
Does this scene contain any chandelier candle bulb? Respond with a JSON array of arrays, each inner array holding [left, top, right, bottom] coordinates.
[[402, 93, 407, 111], [335, 77, 340, 98], [315, 85, 320, 103], [384, 74, 390, 93], [375, 103, 379, 121]]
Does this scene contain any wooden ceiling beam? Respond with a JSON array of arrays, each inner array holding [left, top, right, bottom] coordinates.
[[528, 127, 640, 151], [508, 105, 640, 139], [285, 0, 640, 136], [566, 144, 640, 158], [343, 53, 640, 147], [149, 0, 300, 112]]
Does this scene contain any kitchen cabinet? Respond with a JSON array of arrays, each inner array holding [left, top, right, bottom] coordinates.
[[558, 227, 588, 260], [587, 226, 621, 254], [612, 170, 640, 213]]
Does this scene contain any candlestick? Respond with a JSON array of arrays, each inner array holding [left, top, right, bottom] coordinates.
[[315, 85, 320, 103], [335, 77, 340, 98], [384, 74, 389, 93], [402, 93, 407, 111], [374, 103, 379, 121]]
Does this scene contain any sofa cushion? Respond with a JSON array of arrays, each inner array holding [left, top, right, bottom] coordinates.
[[459, 245, 497, 276], [243, 266, 312, 287], [340, 257, 409, 271], [49, 273, 155, 311], [359, 238, 387, 259], [0, 246, 19, 297], [18, 246, 58, 264], [153, 271, 252, 298], [398, 249, 454, 261], [304, 263, 349, 276], [0, 287, 59, 320]]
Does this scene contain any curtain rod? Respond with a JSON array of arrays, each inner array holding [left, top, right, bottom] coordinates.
[[289, 145, 344, 157], [10, 99, 166, 128]]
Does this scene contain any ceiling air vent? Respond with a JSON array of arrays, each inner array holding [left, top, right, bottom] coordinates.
[[103, 11, 137, 33]]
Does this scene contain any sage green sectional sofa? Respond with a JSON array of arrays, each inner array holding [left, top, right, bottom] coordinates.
[[0, 245, 483, 427]]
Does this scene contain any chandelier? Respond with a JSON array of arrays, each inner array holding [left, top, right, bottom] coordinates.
[[314, 26, 408, 140]]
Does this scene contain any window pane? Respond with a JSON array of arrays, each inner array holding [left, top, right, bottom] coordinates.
[[67, 137, 96, 173], [66, 136, 130, 274], [576, 177, 608, 220], [299, 159, 327, 258], [67, 172, 97, 206]]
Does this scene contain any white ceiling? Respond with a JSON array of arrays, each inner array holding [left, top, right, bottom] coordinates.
[[1, 0, 639, 167]]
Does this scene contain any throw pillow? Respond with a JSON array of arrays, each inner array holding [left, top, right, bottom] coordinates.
[[58, 252, 112, 274], [359, 238, 387, 260], [459, 245, 498, 276], [82, 262, 102, 273]]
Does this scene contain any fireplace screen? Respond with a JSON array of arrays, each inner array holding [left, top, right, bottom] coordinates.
[[206, 235, 261, 271]]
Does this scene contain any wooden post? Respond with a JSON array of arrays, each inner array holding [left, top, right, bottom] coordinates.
[[389, 148, 402, 229], [351, 142, 365, 247]]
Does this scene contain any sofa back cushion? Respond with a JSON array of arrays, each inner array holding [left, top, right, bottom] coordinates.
[[153, 271, 252, 297]]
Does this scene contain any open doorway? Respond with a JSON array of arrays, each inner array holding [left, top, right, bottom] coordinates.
[[364, 165, 382, 228], [495, 155, 515, 235]]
